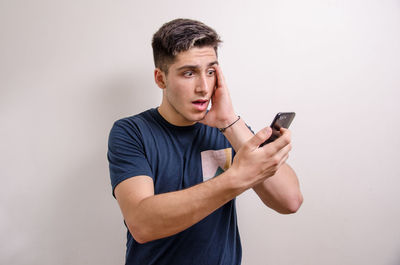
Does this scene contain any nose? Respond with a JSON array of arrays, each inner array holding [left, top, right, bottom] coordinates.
[[195, 73, 212, 95]]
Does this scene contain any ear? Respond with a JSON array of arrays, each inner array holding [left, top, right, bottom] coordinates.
[[154, 68, 167, 89]]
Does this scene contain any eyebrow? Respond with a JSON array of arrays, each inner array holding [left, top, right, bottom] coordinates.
[[176, 61, 219, 71]]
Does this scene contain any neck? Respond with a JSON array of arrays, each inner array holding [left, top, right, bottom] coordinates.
[[157, 103, 196, 127]]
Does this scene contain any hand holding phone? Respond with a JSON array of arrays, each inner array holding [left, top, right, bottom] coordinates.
[[260, 112, 296, 147]]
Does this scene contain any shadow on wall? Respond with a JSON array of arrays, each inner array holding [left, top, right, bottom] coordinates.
[[41, 69, 159, 264]]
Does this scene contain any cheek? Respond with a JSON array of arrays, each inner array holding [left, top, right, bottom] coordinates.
[[166, 81, 190, 101], [208, 76, 216, 89], [173, 79, 194, 95], [166, 78, 184, 92]]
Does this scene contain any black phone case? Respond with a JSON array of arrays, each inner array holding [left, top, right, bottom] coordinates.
[[260, 112, 295, 147]]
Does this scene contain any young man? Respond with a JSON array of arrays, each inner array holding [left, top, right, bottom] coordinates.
[[108, 18, 303, 265]]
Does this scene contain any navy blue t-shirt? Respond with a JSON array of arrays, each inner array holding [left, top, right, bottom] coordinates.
[[107, 108, 242, 265]]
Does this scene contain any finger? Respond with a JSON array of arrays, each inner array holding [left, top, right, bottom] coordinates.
[[280, 128, 289, 135], [269, 128, 291, 152], [266, 144, 290, 173], [278, 153, 289, 168], [276, 147, 291, 167], [247, 127, 272, 150], [264, 140, 291, 167], [215, 64, 227, 89]]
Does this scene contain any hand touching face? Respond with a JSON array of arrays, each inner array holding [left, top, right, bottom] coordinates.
[[156, 47, 218, 126]]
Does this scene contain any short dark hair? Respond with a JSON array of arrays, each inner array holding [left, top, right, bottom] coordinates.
[[152, 18, 222, 73]]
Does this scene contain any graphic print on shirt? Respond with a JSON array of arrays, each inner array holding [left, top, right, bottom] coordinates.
[[200, 148, 232, 182]]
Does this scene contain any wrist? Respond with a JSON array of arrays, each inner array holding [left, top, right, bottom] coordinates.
[[218, 115, 240, 133], [219, 167, 248, 196]]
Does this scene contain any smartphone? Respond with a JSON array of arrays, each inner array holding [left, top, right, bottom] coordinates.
[[260, 112, 296, 147]]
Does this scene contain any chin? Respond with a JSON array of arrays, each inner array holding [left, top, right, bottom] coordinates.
[[193, 111, 208, 122], [178, 108, 207, 125]]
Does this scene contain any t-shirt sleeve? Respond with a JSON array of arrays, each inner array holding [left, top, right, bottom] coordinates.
[[107, 119, 153, 197]]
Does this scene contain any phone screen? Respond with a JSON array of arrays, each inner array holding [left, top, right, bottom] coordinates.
[[260, 112, 295, 147]]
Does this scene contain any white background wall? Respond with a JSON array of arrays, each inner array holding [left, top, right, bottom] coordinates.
[[1, 1, 399, 264]]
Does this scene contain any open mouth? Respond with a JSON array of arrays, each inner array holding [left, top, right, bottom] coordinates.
[[193, 99, 207, 105], [192, 99, 208, 110]]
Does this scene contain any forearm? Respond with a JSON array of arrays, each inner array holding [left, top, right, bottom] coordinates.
[[223, 121, 303, 213], [200, 64, 302, 214], [253, 163, 303, 214], [221, 117, 254, 152], [127, 171, 244, 243]]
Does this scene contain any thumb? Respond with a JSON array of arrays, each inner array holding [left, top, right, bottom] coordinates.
[[248, 127, 272, 149]]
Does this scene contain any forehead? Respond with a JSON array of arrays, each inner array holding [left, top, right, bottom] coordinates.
[[170, 47, 218, 69]]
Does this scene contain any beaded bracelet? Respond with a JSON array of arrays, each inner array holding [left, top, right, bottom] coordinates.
[[218, 116, 241, 133]]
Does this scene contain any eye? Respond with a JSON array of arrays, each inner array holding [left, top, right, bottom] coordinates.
[[207, 69, 216, 76], [183, 71, 194, 77]]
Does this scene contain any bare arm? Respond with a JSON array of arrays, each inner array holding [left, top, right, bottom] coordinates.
[[225, 122, 303, 213], [226, 124, 303, 213], [253, 163, 303, 214], [115, 128, 287, 244], [114, 64, 302, 244], [203, 65, 303, 214], [115, 172, 242, 244]]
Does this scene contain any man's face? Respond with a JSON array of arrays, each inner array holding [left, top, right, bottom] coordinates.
[[158, 46, 218, 126]]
